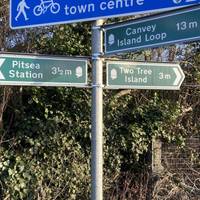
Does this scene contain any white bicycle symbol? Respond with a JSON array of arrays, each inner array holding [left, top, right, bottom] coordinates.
[[33, 0, 60, 16]]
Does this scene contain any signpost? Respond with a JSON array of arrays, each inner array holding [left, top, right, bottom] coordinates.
[[91, 20, 104, 200], [0, 54, 88, 87], [10, 0, 200, 29], [106, 61, 185, 90], [8, 0, 192, 199], [105, 5, 200, 55]]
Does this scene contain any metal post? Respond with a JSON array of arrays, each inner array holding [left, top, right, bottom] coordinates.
[[91, 19, 104, 200]]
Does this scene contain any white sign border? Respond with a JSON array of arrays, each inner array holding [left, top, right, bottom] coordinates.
[[104, 5, 200, 55], [9, 1, 193, 29], [0, 53, 88, 87], [106, 60, 185, 90]]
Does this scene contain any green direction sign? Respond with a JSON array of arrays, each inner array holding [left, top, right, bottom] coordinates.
[[0, 54, 88, 87], [106, 61, 185, 90], [104, 6, 200, 55]]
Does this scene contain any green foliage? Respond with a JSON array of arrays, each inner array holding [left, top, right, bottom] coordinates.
[[1, 85, 188, 199], [34, 24, 91, 56], [1, 87, 91, 199], [103, 91, 182, 174], [0, 132, 90, 199]]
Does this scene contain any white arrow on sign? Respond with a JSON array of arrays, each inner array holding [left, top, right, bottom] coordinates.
[[0, 58, 5, 80], [173, 67, 183, 86]]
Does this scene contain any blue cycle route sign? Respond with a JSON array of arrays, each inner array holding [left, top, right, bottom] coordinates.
[[10, 0, 200, 29]]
